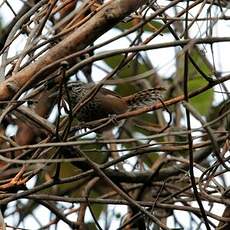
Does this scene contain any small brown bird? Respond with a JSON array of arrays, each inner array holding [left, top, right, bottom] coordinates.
[[66, 81, 164, 123]]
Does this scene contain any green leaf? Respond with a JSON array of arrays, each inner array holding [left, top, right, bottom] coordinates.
[[188, 49, 213, 80], [116, 20, 169, 33], [84, 223, 98, 230], [142, 152, 160, 167], [176, 47, 214, 82], [104, 55, 150, 96], [116, 20, 134, 31], [80, 141, 108, 164], [104, 55, 149, 79], [143, 20, 169, 33], [188, 77, 214, 116], [89, 203, 105, 220], [176, 47, 214, 115]]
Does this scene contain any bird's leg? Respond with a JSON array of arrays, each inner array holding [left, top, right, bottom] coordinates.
[[108, 114, 119, 126]]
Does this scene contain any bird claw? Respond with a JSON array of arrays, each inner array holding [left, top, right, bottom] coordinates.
[[108, 114, 118, 126]]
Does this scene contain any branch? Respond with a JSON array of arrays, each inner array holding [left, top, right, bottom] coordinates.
[[0, 0, 148, 100]]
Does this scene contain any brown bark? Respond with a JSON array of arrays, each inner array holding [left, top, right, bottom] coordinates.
[[0, 0, 147, 100]]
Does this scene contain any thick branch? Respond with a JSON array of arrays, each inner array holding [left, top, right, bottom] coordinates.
[[0, 0, 147, 100]]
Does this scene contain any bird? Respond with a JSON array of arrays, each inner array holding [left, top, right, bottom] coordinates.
[[65, 81, 164, 124]]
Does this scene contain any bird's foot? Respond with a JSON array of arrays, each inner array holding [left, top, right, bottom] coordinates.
[[108, 114, 118, 126]]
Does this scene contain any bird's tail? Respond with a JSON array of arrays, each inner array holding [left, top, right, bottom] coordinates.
[[123, 87, 165, 108]]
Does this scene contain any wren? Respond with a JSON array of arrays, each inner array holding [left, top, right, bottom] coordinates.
[[66, 81, 164, 123]]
